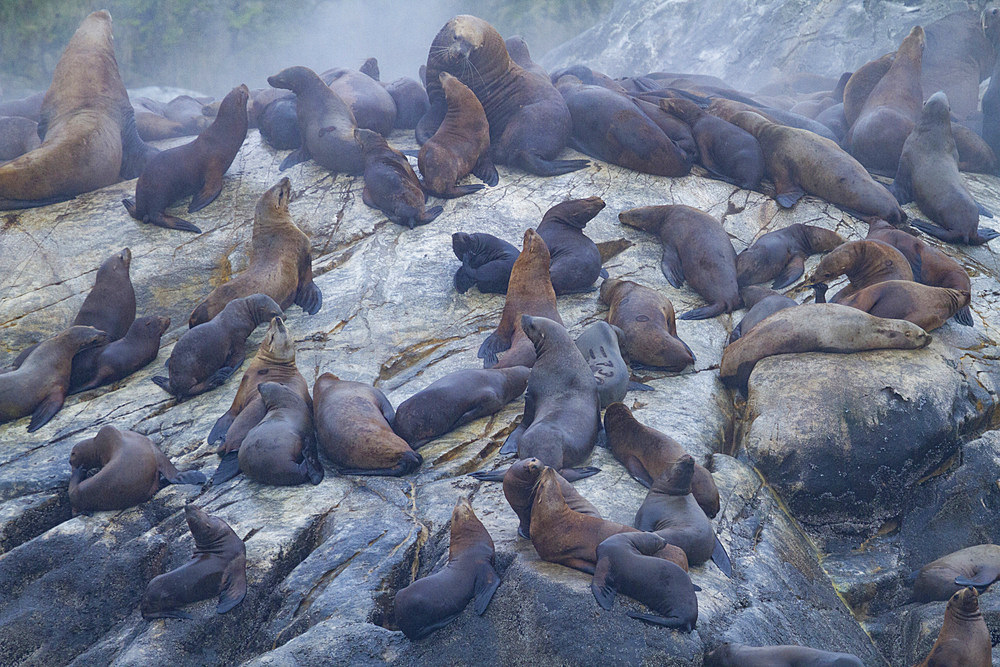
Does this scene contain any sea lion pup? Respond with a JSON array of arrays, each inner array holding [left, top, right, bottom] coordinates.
[[123, 84, 249, 234], [0, 11, 156, 210], [866, 218, 973, 326], [603, 402, 719, 518], [188, 177, 322, 327], [804, 239, 913, 304], [846, 26, 924, 174], [915, 587, 991, 667], [418, 15, 588, 177], [68, 425, 205, 513], [499, 316, 601, 481], [312, 373, 422, 476], [719, 303, 932, 392], [726, 111, 906, 224], [553, 76, 692, 177], [618, 205, 740, 320], [912, 544, 1000, 602], [152, 294, 282, 399], [478, 229, 562, 369], [392, 367, 530, 448], [237, 382, 323, 486], [0, 326, 107, 432], [267, 65, 363, 174], [417, 72, 496, 198], [591, 532, 698, 630], [504, 36, 547, 78], [836, 280, 966, 332], [356, 128, 442, 229], [703, 643, 864, 666], [658, 97, 764, 189], [451, 232, 519, 294], [892, 93, 999, 246], [320, 66, 396, 137], [69, 315, 170, 394], [736, 224, 845, 289], [599, 279, 695, 371], [529, 466, 688, 574], [489, 457, 600, 539], [729, 287, 797, 344], [536, 196, 607, 294], [574, 321, 651, 409], [141, 504, 247, 620], [393, 497, 500, 640], [0, 116, 40, 162], [384, 76, 430, 130]]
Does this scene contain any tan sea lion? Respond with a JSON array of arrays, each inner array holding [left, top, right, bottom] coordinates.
[[599, 278, 695, 371], [0, 116, 40, 162], [490, 457, 600, 539], [69, 315, 170, 394], [188, 177, 322, 327], [393, 497, 500, 640], [844, 53, 894, 128], [238, 382, 323, 486], [804, 239, 913, 303], [913, 544, 1000, 603], [702, 97, 839, 142], [704, 643, 864, 666], [915, 587, 991, 667], [836, 280, 967, 332], [68, 425, 205, 513], [356, 128, 442, 229], [736, 224, 844, 289]]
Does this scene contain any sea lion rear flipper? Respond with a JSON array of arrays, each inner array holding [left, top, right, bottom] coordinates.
[[560, 467, 601, 482], [659, 245, 685, 288], [442, 184, 486, 198], [711, 535, 734, 578], [375, 390, 396, 425], [772, 172, 804, 208], [626, 380, 655, 393], [976, 226, 1000, 243], [303, 433, 325, 485], [477, 332, 510, 368], [294, 280, 323, 315], [151, 375, 173, 395], [212, 451, 242, 485], [216, 553, 247, 614], [952, 305, 974, 327], [419, 206, 444, 224], [771, 255, 806, 289], [279, 146, 311, 171], [472, 562, 501, 615], [591, 556, 617, 610], [977, 201, 994, 219], [208, 412, 235, 445], [0, 195, 75, 210], [514, 151, 589, 177], [679, 303, 726, 320], [468, 468, 508, 482], [27, 392, 65, 432], [909, 219, 957, 242], [188, 173, 224, 213], [599, 268, 609, 279], [472, 154, 499, 187], [149, 212, 203, 234], [627, 612, 692, 631], [624, 456, 654, 488], [954, 570, 998, 589]]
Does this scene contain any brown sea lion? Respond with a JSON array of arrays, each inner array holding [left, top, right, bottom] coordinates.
[[630, 97, 698, 161], [123, 84, 249, 234], [804, 239, 913, 303], [188, 177, 322, 327], [141, 504, 247, 619], [704, 643, 864, 666], [68, 425, 205, 513], [393, 497, 500, 640], [0, 11, 156, 209], [152, 294, 282, 399], [703, 97, 839, 142], [892, 92, 999, 246], [537, 196, 607, 294], [392, 367, 529, 448], [0, 116, 40, 162], [418, 15, 588, 176], [451, 232, 519, 294], [529, 466, 688, 574], [599, 278, 695, 371], [267, 65, 363, 174], [951, 125, 999, 174], [843, 52, 894, 128], [385, 76, 430, 130], [592, 531, 698, 630], [736, 224, 844, 289], [836, 280, 967, 332], [603, 402, 719, 518], [312, 373, 422, 476], [719, 303, 931, 392], [134, 110, 188, 142], [320, 66, 396, 137], [915, 587, 991, 667], [478, 229, 562, 369], [493, 457, 600, 539], [417, 72, 496, 198], [658, 97, 764, 189], [356, 128, 442, 229], [922, 9, 1000, 121], [238, 382, 323, 486], [846, 26, 924, 174], [504, 36, 547, 79], [729, 287, 797, 344], [913, 544, 1000, 603], [618, 205, 740, 320], [728, 110, 906, 223], [69, 315, 170, 394], [0, 326, 107, 432]]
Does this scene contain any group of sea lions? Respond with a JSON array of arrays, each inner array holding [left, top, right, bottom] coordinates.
[[2, 7, 1000, 663]]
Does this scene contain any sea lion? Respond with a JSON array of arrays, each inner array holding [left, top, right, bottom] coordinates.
[[478, 229, 562, 369], [529, 466, 688, 574], [892, 92, 999, 245], [133, 110, 189, 142], [729, 287, 797, 343], [69, 315, 170, 394], [237, 382, 323, 486], [704, 643, 864, 667], [356, 128, 442, 229], [0, 326, 107, 432], [836, 280, 967, 332], [814, 103, 848, 143], [152, 294, 282, 399], [658, 97, 764, 189], [417, 72, 496, 198], [385, 76, 430, 130], [140, 504, 247, 619], [603, 402, 719, 518], [913, 544, 1000, 603], [537, 196, 607, 294], [843, 52, 894, 128], [727, 111, 906, 224], [393, 497, 500, 640], [0, 11, 156, 209], [599, 278, 695, 371], [312, 373, 422, 476], [0, 116, 40, 162], [492, 457, 600, 539], [418, 15, 588, 176], [257, 97, 301, 150], [846, 26, 924, 174], [267, 65, 363, 174], [188, 177, 322, 327], [736, 224, 845, 289], [320, 66, 396, 137], [123, 84, 249, 234], [982, 51, 1000, 163], [504, 36, 547, 78], [804, 239, 913, 303], [0, 91, 44, 120], [68, 425, 205, 513], [499, 316, 601, 480], [574, 322, 633, 408], [915, 587, 991, 667], [630, 97, 699, 161], [451, 232, 519, 294], [618, 205, 740, 320], [719, 303, 932, 391], [392, 367, 529, 448], [591, 531, 698, 630], [921, 9, 1000, 121], [704, 97, 839, 143]]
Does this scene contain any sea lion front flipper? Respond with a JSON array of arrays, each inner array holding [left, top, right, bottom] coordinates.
[[375, 389, 396, 426], [212, 451, 242, 485], [626, 380, 655, 393], [976, 201, 994, 219], [472, 153, 499, 187], [279, 146, 311, 171], [591, 556, 617, 610], [188, 173, 224, 213], [478, 332, 511, 368], [468, 468, 508, 482], [419, 206, 444, 224], [975, 226, 1000, 242], [152, 375, 173, 394], [772, 171, 805, 208], [711, 535, 733, 578], [952, 305, 974, 327], [208, 412, 235, 445], [659, 245, 685, 288], [514, 150, 590, 177], [624, 456, 654, 488], [472, 562, 501, 615], [599, 268, 609, 279], [27, 392, 65, 432], [771, 255, 806, 289], [560, 467, 601, 482], [499, 422, 525, 455], [627, 612, 692, 631], [294, 280, 323, 315], [303, 433, 325, 485], [167, 469, 208, 486], [216, 553, 247, 614], [149, 212, 203, 234]]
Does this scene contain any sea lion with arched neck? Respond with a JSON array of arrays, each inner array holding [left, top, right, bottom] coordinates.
[[804, 239, 913, 304], [537, 196, 607, 294], [835, 280, 967, 332], [735, 224, 844, 289], [915, 587, 991, 667], [729, 287, 797, 344], [488, 457, 600, 539]]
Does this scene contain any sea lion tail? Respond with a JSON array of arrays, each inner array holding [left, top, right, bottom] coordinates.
[[0, 194, 74, 210], [513, 151, 589, 177]]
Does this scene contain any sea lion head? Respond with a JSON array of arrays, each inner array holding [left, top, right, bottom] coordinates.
[[242, 294, 283, 327], [127, 315, 171, 341], [920, 91, 952, 127], [653, 454, 695, 496], [659, 98, 702, 124], [184, 503, 231, 551], [259, 177, 292, 218], [618, 206, 666, 234], [260, 317, 295, 363], [69, 425, 120, 469], [598, 277, 625, 304], [984, 7, 1000, 45], [875, 320, 931, 349], [542, 196, 606, 229], [353, 127, 388, 154], [64, 325, 110, 351], [267, 66, 320, 93], [257, 381, 301, 410], [99, 248, 131, 281], [439, 15, 491, 61], [950, 586, 982, 616], [449, 496, 491, 552], [217, 84, 250, 122], [602, 401, 636, 435], [76, 11, 113, 48]]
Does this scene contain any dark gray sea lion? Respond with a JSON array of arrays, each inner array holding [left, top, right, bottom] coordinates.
[[0, 116, 40, 162], [385, 76, 430, 130], [537, 196, 607, 294], [356, 128, 442, 229], [921, 9, 1000, 120], [736, 224, 844, 289], [320, 66, 397, 137], [574, 322, 631, 408], [729, 287, 797, 343], [69, 315, 170, 393], [504, 36, 547, 78], [238, 382, 323, 486], [704, 643, 864, 666], [451, 232, 519, 294]]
